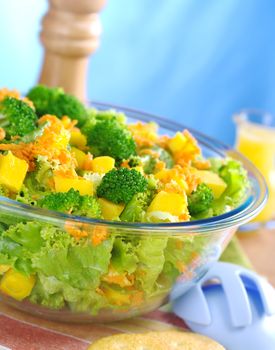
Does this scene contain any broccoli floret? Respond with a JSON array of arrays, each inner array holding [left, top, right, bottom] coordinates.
[[188, 183, 214, 215], [82, 118, 137, 162], [120, 190, 154, 222], [87, 108, 126, 125], [97, 168, 148, 204], [0, 97, 37, 137], [38, 189, 102, 218], [27, 85, 87, 126]]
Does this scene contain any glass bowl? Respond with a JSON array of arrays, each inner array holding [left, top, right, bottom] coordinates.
[[0, 103, 267, 323]]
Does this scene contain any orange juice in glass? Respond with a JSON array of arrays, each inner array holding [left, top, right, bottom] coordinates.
[[234, 110, 275, 222]]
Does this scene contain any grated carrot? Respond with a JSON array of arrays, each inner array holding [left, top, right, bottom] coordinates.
[[0, 88, 34, 108], [130, 290, 144, 306], [64, 222, 89, 239], [0, 128, 6, 141], [91, 225, 109, 246], [128, 122, 158, 148]]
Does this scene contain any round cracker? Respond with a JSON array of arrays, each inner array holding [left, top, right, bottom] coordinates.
[[88, 330, 225, 350]]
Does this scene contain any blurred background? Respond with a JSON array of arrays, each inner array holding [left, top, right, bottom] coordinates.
[[1, 0, 275, 145]]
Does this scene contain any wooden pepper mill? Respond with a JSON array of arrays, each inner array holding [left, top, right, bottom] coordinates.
[[39, 0, 106, 100]]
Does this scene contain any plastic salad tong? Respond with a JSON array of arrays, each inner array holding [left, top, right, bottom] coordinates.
[[171, 262, 275, 350]]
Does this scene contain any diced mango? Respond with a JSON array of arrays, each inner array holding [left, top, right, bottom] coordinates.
[[196, 170, 227, 199], [0, 265, 10, 274], [54, 176, 94, 195], [0, 152, 28, 192], [98, 198, 125, 220], [103, 286, 131, 306], [91, 156, 115, 174], [147, 191, 187, 216], [70, 130, 87, 149], [0, 269, 35, 301], [168, 132, 187, 154], [71, 147, 87, 169]]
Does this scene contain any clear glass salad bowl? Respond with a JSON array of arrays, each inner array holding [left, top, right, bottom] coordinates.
[[0, 103, 267, 323]]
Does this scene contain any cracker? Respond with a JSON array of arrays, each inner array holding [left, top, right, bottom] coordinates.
[[88, 330, 225, 350]]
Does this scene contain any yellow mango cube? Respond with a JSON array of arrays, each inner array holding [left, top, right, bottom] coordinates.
[[0, 152, 28, 192], [0, 269, 35, 301], [71, 147, 87, 169], [196, 170, 227, 199], [91, 156, 115, 174], [103, 286, 131, 306], [168, 132, 187, 154], [54, 176, 94, 195], [98, 198, 125, 220], [70, 130, 87, 149], [147, 191, 187, 216]]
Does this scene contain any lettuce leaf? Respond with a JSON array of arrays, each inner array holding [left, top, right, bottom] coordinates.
[[111, 237, 138, 274], [32, 235, 113, 290], [3, 222, 43, 253], [135, 236, 168, 295]]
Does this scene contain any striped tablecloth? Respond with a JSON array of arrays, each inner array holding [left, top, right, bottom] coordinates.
[[0, 303, 187, 350]]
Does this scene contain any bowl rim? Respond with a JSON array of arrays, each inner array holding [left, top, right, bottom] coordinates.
[[0, 102, 268, 234]]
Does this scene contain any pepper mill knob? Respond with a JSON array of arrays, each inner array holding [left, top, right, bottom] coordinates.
[[39, 0, 106, 100]]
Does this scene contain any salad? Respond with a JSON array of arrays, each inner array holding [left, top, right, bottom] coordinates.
[[0, 86, 249, 316]]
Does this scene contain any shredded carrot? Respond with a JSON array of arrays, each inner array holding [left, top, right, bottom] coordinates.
[[91, 225, 108, 246], [0, 128, 6, 141], [175, 239, 184, 250], [178, 212, 190, 221], [154, 160, 166, 172], [120, 159, 131, 168], [82, 153, 93, 171], [156, 134, 170, 149], [61, 116, 78, 130], [176, 261, 187, 273], [0, 88, 20, 101], [128, 122, 158, 148], [192, 158, 211, 170], [131, 291, 144, 306], [65, 222, 89, 239], [0, 88, 34, 108]]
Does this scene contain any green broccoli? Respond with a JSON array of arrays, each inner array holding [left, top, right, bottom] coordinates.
[[81, 117, 137, 163], [188, 183, 214, 216], [120, 190, 154, 222], [97, 168, 148, 204], [0, 97, 37, 137], [86, 108, 126, 125], [38, 189, 102, 218], [27, 85, 88, 126]]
